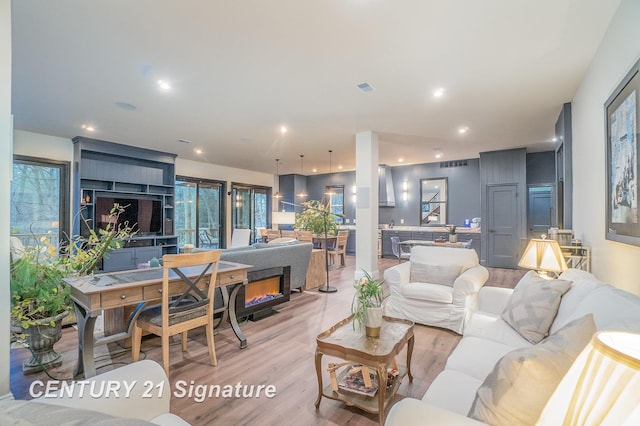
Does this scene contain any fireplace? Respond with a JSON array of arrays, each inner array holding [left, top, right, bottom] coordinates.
[[235, 266, 291, 320]]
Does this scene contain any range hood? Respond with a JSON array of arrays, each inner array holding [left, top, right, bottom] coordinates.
[[378, 164, 396, 207]]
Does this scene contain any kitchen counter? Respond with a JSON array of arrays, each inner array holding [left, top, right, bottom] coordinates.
[[336, 226, 482, 258], [339, 225, 481, 234]]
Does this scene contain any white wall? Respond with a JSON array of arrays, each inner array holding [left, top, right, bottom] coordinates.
[[1, 0, 12, 399], [572, 0, 640, 294], [13, 130, 73, 161]]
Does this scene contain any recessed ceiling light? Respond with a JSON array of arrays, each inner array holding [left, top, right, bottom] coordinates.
[[398, 158, 404, 163], [433, 88, 445, 98], [338, 165, 343, 170], [280, 126, 287, 134], [157, 80, 171, 90], [435, 153, 442, 159], [458, 126, 469, 134], [194, 148, 203, 155], [312, 168, 318, 173], [552, 137, 558, 142], [81, 124, 95, 132]]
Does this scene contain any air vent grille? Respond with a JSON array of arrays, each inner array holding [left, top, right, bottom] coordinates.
[[356, 82, 374, 92], [440, 159, 468, 168]]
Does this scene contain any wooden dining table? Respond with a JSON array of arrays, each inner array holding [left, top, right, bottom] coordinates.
[[312, 234, 337, 249], [64, 260, 251, 378]]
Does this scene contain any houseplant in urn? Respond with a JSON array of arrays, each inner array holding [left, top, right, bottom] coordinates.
[[10, 239, 71, 374], [351, 270, 388, 337], [10, 204, 135, 373]]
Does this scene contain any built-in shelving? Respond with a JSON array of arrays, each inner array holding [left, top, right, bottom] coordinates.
[[73, 137, 178, 272]]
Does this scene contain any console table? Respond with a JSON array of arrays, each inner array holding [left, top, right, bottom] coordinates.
[[64, 260, 250, 378]]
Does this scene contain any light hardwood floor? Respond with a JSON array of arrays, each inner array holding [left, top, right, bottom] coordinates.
[[10, 256, 525, 425]]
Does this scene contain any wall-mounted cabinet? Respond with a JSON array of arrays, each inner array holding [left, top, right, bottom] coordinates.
[[73, 137, 177, 272]]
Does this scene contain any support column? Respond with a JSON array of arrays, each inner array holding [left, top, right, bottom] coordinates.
[[355, 131, 379, 282]]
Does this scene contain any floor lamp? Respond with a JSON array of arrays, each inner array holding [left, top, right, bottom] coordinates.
[[317, 208, 337, 293]]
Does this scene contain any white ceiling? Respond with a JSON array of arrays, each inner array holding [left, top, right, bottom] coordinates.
[[11, 0, 620, 175]]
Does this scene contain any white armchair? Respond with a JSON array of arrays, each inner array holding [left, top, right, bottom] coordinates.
[[384, 246, 488, 334]]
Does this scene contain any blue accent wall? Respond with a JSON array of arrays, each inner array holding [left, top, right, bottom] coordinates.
[[280, 152, 554, 228]]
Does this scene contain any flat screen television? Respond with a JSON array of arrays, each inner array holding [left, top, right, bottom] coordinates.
[[95, 195, 163, 235]]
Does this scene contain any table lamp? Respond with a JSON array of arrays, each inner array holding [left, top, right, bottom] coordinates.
[[537, 331, 640, 425], [518, 237, 568, 278]]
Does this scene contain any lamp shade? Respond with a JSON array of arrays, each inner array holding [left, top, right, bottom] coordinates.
[[518, 238, 568, 273], [537, 331, 640, 425], [272, 211, 296, 225]]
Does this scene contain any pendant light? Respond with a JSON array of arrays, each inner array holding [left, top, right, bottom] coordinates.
[[325, 149, 335, 195], [296, 154, 308, 198], [273, 158, 283, 199]]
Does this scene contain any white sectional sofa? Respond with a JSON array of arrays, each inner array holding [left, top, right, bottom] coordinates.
[[1, 360, 189, 425], [386, 269, 640, 425]]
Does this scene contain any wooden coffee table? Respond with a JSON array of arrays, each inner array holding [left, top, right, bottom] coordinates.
[[315, 315, 414, 425]]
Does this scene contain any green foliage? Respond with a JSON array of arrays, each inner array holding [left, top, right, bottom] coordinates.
[[448, 225, 457, 235], [10, 240, 70, 329], [10, 204, 136, 330], [58, 204, 136, 275], [351, 270, 387, 329], [294, 200, 338, 236]]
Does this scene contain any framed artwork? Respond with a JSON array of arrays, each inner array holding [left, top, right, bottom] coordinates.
[[605, 57, 640, 246]]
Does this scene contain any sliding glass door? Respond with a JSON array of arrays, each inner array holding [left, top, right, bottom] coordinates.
[[10, 156, 70, 250], [232, 184, 269, 244], [198, 181, 222, 248], [175, 177, 225, 249]]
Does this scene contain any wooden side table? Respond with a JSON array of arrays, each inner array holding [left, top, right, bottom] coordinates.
[[304, 249, 326, 290], [315, 315, 414, 425]]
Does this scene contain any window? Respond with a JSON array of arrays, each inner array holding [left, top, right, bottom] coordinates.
[[175, 177, 225, 248], [420, 178, 447, 226], [325, 185, 344, 223], [10, 156, 70, 250]]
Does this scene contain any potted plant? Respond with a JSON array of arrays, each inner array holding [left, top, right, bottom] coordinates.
[[351, 270, 387, 337], [294, 200, 338, 236], [448, 225, 457, 243], [10, 240, 71, 373], [10, 203, 135, 373]]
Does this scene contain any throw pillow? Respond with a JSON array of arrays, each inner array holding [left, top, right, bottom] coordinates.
[[410, 262, 462, 287], [501, 271, 572, 343], [468, 314, 596, 426]]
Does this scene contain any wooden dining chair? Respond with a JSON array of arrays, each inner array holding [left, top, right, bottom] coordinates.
[[281, 229, 297, 239], [296, 230, 313, 242], [266, 229, 281, 242], [328, 230, 349, 267], [132, 250, 221, 376]]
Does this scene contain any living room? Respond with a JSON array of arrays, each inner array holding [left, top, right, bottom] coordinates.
[[3, 1, 640, 425]]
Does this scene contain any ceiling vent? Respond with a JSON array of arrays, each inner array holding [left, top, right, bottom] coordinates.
[[440, 159, 468, 168], [356, 82, 374, 92]]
